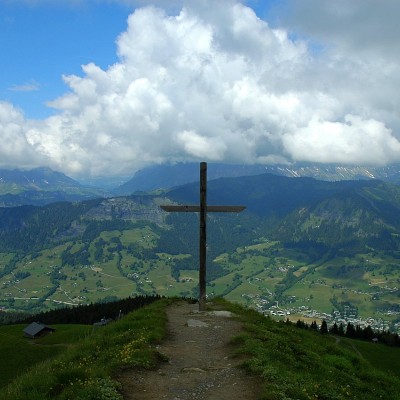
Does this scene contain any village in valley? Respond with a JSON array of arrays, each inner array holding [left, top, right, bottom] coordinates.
[[256, 298, 400, 333], [2, 245, 400, 336]]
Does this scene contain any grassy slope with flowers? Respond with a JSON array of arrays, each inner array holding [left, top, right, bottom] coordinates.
[[219, 298, 400, 400], [1, 298, 171, 400], [1, 298, 400, 400], [0, 324, 92, 389]]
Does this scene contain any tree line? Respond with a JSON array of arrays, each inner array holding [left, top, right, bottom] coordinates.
[[294, 319, 400, 347], [14, 295, 162, 325]]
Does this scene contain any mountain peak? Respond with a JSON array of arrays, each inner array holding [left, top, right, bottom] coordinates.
[[115, 162, 400, 195], [0, 167, 107, 207]]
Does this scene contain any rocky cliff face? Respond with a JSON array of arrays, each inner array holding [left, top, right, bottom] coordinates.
[[82, 196, 169, 225]]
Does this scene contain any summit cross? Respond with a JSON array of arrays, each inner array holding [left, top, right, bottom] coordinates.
[[160, 162, 246, 311]]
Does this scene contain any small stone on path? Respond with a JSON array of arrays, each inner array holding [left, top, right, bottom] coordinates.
[[207, 311, 235, 318], [186, 319, 209, 328]]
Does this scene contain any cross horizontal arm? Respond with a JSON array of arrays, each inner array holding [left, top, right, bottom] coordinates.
[[160, 205, 199, 212], [160, 205, 246, 213], [207, 206, 246, 213]]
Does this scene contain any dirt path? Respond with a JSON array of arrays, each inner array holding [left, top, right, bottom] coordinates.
[[118, 301, 263, 400]]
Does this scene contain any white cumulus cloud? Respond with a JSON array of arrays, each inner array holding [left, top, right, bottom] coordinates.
[[0, 102, 42, 168], [1, 0, 400, 177], [283, 115, 400, 166]]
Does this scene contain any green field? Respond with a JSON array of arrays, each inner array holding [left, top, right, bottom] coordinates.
[[0, 324, 91, 389], [1, 228, 400, 332], [338, 336, 400, 376], [1, 298, 400, 400]]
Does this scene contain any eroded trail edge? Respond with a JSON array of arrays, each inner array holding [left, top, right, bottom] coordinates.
[[119, 301, 262, 400]]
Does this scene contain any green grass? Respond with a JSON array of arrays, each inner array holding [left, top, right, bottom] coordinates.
[[36, 324, 93, 345], [2, 231, 400, 325], [0, 324, 94, 388], [216, 298, 400, 400], [2, 298, 400, 399], [0, 325, 65, 389], [339, 337, 400, 376], [118, 228, 159, 249], [1, 299, 171, 400]]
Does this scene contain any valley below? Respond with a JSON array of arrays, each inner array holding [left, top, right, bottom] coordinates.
[[1, 221, 399, 333], [1, 172, 400, 334]]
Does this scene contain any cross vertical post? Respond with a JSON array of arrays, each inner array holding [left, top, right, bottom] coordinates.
[[160, 162, 246, 311], [199, 162, 207, 310]]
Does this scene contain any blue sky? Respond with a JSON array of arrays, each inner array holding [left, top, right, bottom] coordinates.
[[1, 0, 400, 178], [0, 0, 279, 119], [0, 1, 129, 118]]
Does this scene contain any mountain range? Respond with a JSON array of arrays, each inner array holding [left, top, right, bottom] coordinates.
[[0, 167, 108, 206], [2, 172, 399, 251], [2, 162, 400, 206], [0, 171, 399, 331], [115, 162, 400, 194]]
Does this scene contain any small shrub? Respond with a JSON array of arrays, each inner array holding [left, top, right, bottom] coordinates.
[[58, 377, 122, 400]]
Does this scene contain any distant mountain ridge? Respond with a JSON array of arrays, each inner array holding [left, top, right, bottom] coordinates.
[[166, 173, 400, 252], [1, 172, 400, 318], [2, 163, 400, 206], [0, 167, 108, 207], [0, 167, 76, 188], [114, 162, 400, 194], [1, 172, 399, 254]]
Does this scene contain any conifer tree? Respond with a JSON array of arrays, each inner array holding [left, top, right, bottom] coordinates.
[[310, 320, 318, 330], [329, 322, 339, 335], [320, 320, 328, 334], [346, 322, 356, 338]]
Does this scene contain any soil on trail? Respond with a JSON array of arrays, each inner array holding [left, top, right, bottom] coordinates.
[[119, 301, 263, 400]]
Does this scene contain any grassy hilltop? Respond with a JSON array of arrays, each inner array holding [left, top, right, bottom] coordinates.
[[1, 297, 400, 400]]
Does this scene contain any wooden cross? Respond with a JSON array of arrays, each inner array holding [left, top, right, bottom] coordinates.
[[160, 162, 246, 311]]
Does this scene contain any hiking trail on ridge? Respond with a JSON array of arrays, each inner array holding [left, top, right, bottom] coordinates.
[[118, 301, 263, 400]]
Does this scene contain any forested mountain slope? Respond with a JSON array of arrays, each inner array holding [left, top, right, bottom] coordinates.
[[0, 174, 399, 326]]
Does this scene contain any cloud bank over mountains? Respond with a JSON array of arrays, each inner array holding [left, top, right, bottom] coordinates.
[[1, 0, 400, 177]]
